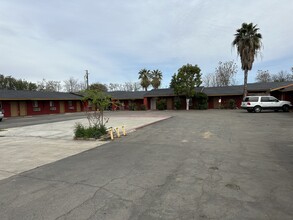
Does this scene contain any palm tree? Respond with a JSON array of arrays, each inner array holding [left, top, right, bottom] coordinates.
[[138, 69, 151, 91], [232, 22, 262, 97], [151, 69, 163, 89]]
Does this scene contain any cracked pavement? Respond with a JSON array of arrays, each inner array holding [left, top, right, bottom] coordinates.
[[0, 110, 293, 219]]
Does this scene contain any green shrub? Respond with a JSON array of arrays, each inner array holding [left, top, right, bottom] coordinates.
[[157, 99, 167, 110], [174, 97, 181, 110], [140, 104, 146, 110], [74, 123, 107, 139], [128, 103, 136, 111], [74, 123, 86, 138], [228, 99, 236, 109], [194, 92, 208, 110]]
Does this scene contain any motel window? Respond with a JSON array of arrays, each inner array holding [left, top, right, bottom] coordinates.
[[49, 101, 56, 111], [68, 101, 73, 107], [33, 101, 38, 107], [0, 101, 2, 110]]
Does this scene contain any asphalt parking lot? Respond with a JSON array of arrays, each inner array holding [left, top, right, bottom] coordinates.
[[0, 110, 292, 219]]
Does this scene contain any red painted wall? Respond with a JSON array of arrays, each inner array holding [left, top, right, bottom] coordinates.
[[208, 97, 214, 109], [207, 96, 242, 109], [1, 100, 83, 118], [1, 101, 11, 117], [64, 101, 76, 113], [27, 101, 57, 116]]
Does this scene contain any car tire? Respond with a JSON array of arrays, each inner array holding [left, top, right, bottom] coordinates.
[[254, 106, 262, 113], [0, 118, 2, 122], [282, 105, 289, 112]]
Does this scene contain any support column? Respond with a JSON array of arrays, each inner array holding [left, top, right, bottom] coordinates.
[[143, 97, 149, 110]]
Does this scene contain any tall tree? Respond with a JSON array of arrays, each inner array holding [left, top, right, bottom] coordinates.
[[151, 69, 163, 89], [214, 61, 237, 86], [255, 70, 272, 82], [138, 69, 151, 91], [0, 74, 37, 90], [232, 22, 262, 97], [170, 64, 202, 110], [89, 83, 108, 92]]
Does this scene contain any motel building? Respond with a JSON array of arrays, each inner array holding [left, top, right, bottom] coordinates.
[[0, 90, 84, 117], [1, 81, 292, 118]]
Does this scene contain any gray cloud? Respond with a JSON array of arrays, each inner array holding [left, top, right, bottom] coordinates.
[[0, 0, 292, 87]]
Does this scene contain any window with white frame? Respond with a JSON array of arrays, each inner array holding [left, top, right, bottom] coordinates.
[[50, 101, 56, 111], [33, 101, 38, 107], [68, 101, 74, 109]]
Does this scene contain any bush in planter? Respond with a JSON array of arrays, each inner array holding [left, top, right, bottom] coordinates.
[[156, 99, 167, 110], [74, 123, 107, 139], [194, 92, 208, 110], [74, 123, 86, 138]]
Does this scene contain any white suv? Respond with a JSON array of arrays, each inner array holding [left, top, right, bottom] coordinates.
[[0, 110, 3, 122], [241, 96, 292, 113]]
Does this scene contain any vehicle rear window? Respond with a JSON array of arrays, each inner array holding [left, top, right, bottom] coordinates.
[[244, 97, 258, 102]]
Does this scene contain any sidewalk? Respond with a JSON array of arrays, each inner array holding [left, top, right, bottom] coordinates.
[[0, 115, 170, 180]]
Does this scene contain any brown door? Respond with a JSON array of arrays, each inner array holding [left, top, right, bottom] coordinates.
[[59, 101, 65, 113], [167, 98, 173, 110], [10, 101, 19, 117], [19, 101, 27, 116], [76, 101, 81, 112], [213, 97, 220, 109]]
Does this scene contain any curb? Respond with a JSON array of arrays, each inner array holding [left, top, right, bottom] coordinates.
[[129, 116, 172, 132]]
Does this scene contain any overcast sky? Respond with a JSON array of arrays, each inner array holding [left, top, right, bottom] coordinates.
[[1, 0, 293, 88]]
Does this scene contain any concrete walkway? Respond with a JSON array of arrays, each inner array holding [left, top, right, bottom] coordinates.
[[0, 114, 170, 180]]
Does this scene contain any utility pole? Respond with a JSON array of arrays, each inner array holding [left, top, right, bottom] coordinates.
[[85, 70, 89, 90]]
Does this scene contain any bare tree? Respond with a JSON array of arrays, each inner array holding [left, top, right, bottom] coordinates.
[[124, 82, 134, 91], [271, 70, 293, 82], [255, 70, 272, 82], [133, 82, 141, 91], [108, 83, 123, 91], [203, 61, 237, 87], [78, 81, 86, 91], [46, 81, 62, 91], [37, 79, 61, 92], [64, 77, 81, 92], [202, 73, 217, 87], [107, 82, 142, 91], [214, 61, 237, 86]]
